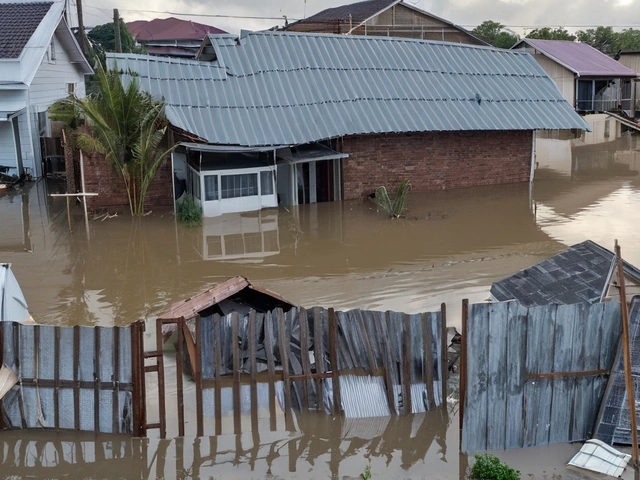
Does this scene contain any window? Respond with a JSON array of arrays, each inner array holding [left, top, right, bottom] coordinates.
[[260, 170, 274, 195], [204, 175, 218, 201], [187, 168, 200, 200], [47, 40, 56, 62], [221, 173, 258, 199], [67, 83, 75, 95]]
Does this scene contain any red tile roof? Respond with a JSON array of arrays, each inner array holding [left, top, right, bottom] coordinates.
[[126, 17, 226, 42]]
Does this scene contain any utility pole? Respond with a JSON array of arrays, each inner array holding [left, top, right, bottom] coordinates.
[[114, 9, 122, 53], [76, 0, 86, 55]]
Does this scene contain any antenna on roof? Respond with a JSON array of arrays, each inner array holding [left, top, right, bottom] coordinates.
[[304, 0, 306, 19]]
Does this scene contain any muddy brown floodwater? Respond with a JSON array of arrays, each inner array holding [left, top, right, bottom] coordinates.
[[2, 133, 640, 479]]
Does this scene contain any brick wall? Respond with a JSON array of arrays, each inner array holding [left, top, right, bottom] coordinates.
[[78, 149, 173, 213], [341, 130, 532, 199]]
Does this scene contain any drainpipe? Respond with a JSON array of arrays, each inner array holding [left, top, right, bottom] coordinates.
[[25, 90, 35, 177], [170, 151, 176, 214], [529, 131, 536, 183]]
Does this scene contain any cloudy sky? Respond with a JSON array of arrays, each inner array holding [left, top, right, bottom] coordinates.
[[79, 0, 640, 36]]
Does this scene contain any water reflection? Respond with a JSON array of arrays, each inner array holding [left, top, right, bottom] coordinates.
[[0, 406, 459, 479]]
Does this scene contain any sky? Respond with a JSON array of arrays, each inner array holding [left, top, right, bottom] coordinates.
[[77, 0, 640, 37]]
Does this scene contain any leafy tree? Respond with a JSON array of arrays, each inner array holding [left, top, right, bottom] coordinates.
[[472, 20, 520, 49], [576, 26, 617, 54], [87, 20, 142, 69], [73, 66, 173, 216], [615, 28, 640, 52], [526, 27, 575, 41]]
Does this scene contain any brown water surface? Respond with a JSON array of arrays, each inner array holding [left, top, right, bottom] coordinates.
[[2, 134, 640, 478]]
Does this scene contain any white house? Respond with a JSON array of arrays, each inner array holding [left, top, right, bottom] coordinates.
[[0, 0, 92, 178]]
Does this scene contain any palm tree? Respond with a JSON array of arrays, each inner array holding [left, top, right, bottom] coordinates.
[[74, 65, 173, 216]]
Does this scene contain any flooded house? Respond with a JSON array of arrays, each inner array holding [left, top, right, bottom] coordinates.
[[616, 49, 640, 118], [511, 39, 638, 138], [0, 0, 92, 179], [281, 0, 487, 45], [106, 31, 587, 217]]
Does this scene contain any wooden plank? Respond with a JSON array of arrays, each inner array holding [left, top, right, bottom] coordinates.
[[313, 307, 325, 412], [328, 308, 341, 416], [54, 326, 60, 430], [155, 318, 167, 439], [131, 322, 142, 437], [523, 304, 556, 448], [569, 303, 589, 442], [112, 327, 120, 434], [94, 327, 101, 433], [277, 309, 293, 423], [486, 302, 508, 451], [298, 308, 311, 411], [505, 302, 527, 449], [195, 315, 204, 437], [461, 302, 489, 453], [181, 320, 197, 380], [459, 299, 468, 433], [249, 311, 258, 434], [264, 311, 277, 431], [422, 313, 434, 410], [401, 314, 412, 415], [440, 303, 447, 405], [383, 311, 397, 414], [73, 325, 80, 431], [213, 314, 222, 436], [232, 312, 241, 434], [548, 304, 577, 445], [176, 318, 186, 437]]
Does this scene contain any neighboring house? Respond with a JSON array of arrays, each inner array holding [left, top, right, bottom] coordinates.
[[616, 50, 640, 118], [490, 240, 640, 306], [512, 39, 638, 115], [0, 0, 92, 177], [107, 30, 587, 218], [126, 17, 226, 58], [282, 0, 486, 45]]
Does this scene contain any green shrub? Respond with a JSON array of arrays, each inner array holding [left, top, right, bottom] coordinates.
[[360, 464, 372, 479], [177, 194, 203, 227], [470, 454, 520, 480]]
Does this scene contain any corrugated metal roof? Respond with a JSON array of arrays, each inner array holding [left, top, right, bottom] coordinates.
[[515, 39, 639, 78], [108, 31, 589, 147]]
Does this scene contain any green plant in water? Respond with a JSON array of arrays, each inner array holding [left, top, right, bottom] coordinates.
[[177, 194, 203, 227], [360, 464, 372, 479], [373, 179, 411, 217], [469, 454, 520, 480]]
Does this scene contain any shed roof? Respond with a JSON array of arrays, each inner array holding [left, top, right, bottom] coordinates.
[[126, 17, 226, 42], [108, 30, 589, 147], [0, 2, 53, 58], [513, 39, 638, 78], [490, 240, 640, 307]]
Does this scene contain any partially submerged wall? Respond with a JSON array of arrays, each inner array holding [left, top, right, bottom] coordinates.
[[341, 130, 532, 199]]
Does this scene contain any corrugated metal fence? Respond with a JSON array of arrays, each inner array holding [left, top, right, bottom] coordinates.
[[461, 301, 621, 453], [190, 306, 446, 438], [0, 321, 144, 434]]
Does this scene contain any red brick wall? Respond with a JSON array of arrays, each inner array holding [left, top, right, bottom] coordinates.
[[341, 131, 532, 199], [81, 149, 173, 212]]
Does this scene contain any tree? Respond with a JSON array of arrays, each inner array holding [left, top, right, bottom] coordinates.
[[615, 28, 640, 52], [526, 27, 575, 41], [472, 20, 520, 49], [576, 26, 617, 54], [73, 66, 173, 216], [87, 19, 142, 69]]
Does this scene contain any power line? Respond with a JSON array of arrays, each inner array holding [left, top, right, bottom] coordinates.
[[88, 6, 296, 22]]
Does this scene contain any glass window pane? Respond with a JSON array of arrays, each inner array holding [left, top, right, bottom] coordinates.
[[204, 175, 218, 201], [261, 170, 274, 195], [221, 174, 258, 198]]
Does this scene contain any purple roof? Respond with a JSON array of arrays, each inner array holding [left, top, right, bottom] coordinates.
[[521, 39, 638, 77]]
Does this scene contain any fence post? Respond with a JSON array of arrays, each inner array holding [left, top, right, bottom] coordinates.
[[328, 308, 341, 415], [441, 303, 447, 405], [459, 299, 469, 434]]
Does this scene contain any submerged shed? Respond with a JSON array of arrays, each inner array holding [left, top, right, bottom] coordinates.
[[490, 240, 640, 307]]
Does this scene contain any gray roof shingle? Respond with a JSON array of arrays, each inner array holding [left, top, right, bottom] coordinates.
[[0, 2, 53, 59], [491, 240, 640, 307], [295, 0, 396, 24]]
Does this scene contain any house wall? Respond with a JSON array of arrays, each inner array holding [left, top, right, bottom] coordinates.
[[358, 4, 484, 44], [341, 130, 532, 199], [77, 147, 174, 212], [618, 54, 640, 115]]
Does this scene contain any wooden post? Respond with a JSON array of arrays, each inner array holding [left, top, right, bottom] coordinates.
[[459, 299, 468, 432], [402, 314, 412, 415], [232, 312, 241, 434], [615, 241, 639, 467], [176, 318, 185, 437], [131, 322, 142, 436], [264, 311, 277, 431], [312, 307, 324, 412], [76, 0, 86, 55], [213, 314, 222, 435], [441, 302, 447, 405], [299, 308, 311, 411], [328, 308, 341, 416], [155, 318, 166, 439], [421, 313, 434, 410], [112, 327, 120, 434], [113, 9, 122, 53], [249, 311, 258, 434], [195, 315, 203, 437], [73, 325, 80, 430], [277, 309, 293, 427]]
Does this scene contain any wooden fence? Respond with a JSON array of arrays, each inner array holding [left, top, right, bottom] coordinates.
[[0, 321, 145, 435], [461, 301, 622, 452]]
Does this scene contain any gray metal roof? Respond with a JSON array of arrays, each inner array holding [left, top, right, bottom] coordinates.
[[0, 2, 53, 59], [108, 31, 589, 148], [490, 240, 640, 307]]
